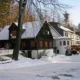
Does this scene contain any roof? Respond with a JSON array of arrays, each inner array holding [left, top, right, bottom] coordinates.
[[0, 21, 42, 40], [0, 25, 9, 40], [21, 21, 42, 38], [48, 23, 61, 37], [60, 26, 73, 32], [49, 22, 64, 36], [53, 36, 72, 40]]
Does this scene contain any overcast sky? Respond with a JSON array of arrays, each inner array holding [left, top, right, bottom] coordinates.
[[59, 0, 80, 26]]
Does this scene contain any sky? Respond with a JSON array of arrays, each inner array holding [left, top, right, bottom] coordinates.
[[14, 0, 80, 26], [59, 0, 80, 26]]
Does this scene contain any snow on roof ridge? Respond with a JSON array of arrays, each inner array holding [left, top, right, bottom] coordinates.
[[60, 26, 73, 32], [53, 36, 72, 39]]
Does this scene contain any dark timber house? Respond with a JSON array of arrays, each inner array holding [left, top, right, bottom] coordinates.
[[8, 21, 54, 58]]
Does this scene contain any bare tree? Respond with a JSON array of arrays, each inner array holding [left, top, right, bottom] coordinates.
[[28, 0, 71, 22]]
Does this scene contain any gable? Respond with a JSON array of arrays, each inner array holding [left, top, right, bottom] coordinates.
[[37, 21, 53, 39], [9, 23, 18, 30], [9, 22, 25, 39]]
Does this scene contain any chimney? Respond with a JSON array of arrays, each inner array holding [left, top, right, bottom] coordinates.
[[64, 12, 70, 28]]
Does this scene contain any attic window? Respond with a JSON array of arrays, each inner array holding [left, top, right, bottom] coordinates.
[[11, 30, 16, 36], [65, 32, 68, 37], [47, 31, 50, 35], [42, 30, 46, 34]]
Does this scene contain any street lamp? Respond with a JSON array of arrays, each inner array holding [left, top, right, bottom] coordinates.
[[12, 0, 27, 60]]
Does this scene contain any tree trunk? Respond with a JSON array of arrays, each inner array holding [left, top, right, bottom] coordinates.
[[12, 0, 24, 60]]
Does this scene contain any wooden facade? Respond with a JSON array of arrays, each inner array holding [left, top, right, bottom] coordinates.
[[8, 21, 53, 50]]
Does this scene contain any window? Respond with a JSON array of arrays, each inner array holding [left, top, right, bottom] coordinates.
[[21, 42, 26, 47], [67, 41, 69, 45], [39, 41, 43, 48], [45, 41, 48, 48], [60, 41, 62, 45], [11, 30, 17, 38], [63, 41, 66, 45], [11, 30, 16, 36], [47, 31, 50, 35], [65, 32, 68, 37], [31, 41, 35, 48], [42, 30, 46, 34], [49, 41, 53, 47]]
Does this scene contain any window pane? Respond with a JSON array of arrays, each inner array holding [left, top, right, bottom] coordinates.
[[39, 41, 43, 48], [11, 30, 16, 36], [31, 41, 35, 48], [45, 41, 48, 48], [63, 41, 66, 45], [67, 41, 69, 45], [49, 41, 53, 47], [65, 32, 68, 36], [21, 42, 26, 47], [60, 41, 62, 45]]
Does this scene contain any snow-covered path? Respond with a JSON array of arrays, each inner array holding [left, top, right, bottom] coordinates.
[[0, 55, 80, 80]]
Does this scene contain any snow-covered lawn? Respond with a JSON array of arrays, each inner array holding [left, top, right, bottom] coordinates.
[[0, 50, 80, 80]]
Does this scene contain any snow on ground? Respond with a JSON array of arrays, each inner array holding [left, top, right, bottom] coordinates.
[[40, 55, 72, 63], [0, 50, 80, 80], [0, 50, 79, 69], [0, 50, 72, 69]]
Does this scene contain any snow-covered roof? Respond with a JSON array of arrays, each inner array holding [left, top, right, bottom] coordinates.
[[49, 22, 64, 36], [53, 36, 72, 40], [0, 21, 42, 40], [13, 21, 42, 38], [21, 21, 42, 38], [60, 26, 73, 32], [49, 24, 62, 37], [0, 25, 9, 40]]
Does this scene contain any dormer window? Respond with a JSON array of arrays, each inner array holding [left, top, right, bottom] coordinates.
[[10, 30, 17, 38], [65, 32, 68, 37]]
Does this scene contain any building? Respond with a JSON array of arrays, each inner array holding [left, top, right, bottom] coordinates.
[[49, 22, 72, 54], [0, 21, 54, 58]]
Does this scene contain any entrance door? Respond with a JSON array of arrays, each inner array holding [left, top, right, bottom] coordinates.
[[28, 51, 32, 58]]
